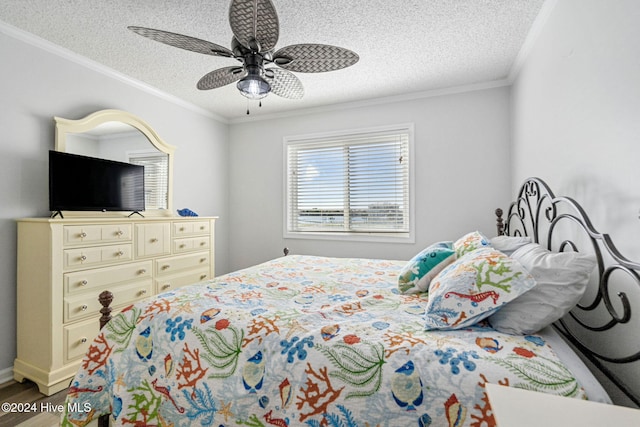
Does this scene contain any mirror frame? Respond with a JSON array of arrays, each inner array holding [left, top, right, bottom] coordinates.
[[54, 109, 176, 216]]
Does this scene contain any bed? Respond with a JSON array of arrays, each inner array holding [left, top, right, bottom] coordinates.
[[62, 177, 640, 426]]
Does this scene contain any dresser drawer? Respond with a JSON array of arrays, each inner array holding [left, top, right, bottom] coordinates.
[[173, 221, 210, 236], [173, 236, 210, 253], [64, 318, 100, 363], [64, 261, 152, 295], [64, 280, 153, 323], [155, 252, 210, 277], [63, 224, 132, 246], [155, 268, 210, 293], [64, 244, 133, 270], [136, 223, 171, 257]]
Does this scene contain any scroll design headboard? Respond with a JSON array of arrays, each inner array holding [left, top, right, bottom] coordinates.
[[497, 177, 640, 406]]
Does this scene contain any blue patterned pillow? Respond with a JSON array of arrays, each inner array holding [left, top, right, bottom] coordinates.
[[453, 231, 491, 258], [398, 242, 456, 294], [424, 247, 536, 330]]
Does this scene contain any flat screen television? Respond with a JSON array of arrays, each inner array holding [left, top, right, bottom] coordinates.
[[49, 150, 145, 213]]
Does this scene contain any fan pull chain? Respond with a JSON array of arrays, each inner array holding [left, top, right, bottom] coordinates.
[[246, 100, 264, 115], [245, 100, 265, 115]]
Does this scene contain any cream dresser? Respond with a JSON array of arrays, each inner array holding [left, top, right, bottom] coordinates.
[[14, 216, 216, 395]]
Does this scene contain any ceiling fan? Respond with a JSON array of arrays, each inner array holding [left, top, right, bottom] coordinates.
[[128, 0, 359, 107]]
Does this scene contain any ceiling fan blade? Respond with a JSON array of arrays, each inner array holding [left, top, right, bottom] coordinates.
[[229, 0, 279, 52], [197, 66, 246, 90], [128, 26, 234, 57], [273, 44, 359, 73], [264, 68, 304, 99]]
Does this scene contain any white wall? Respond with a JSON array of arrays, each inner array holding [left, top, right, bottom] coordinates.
[[228, 87, 512, 271], [511, 0, 640, 258], [511, 0, 640, 406], [0, 28, 230, 377]]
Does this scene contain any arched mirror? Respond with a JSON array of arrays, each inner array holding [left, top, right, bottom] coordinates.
[[54, 109, 175, 216]]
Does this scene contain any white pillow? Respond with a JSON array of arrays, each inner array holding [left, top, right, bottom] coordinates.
[[490, 235, 531, 256], [489, 243, 596, 335]]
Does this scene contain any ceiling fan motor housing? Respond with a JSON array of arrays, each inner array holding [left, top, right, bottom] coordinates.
[[237, 51, 271, 99]]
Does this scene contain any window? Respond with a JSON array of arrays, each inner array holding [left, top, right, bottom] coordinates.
[[285, 124, 414, 242], [128, 151, 169, 210]]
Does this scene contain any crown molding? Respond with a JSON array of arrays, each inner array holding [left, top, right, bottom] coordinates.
[[229, 79, 511, 125], [507, 0, 558, 83], [0, 20, 229, 124]]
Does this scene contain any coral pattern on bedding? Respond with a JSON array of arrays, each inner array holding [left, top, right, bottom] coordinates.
[[63, 255, 586, 427], [453, 231, 491, 258], [424, 248, 537, 331]]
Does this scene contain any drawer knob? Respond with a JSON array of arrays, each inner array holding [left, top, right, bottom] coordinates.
[[116, 230, 124, 236], [79, 255, 87, 261], [151, 238, 158, 243], [162, 265, 170, 270], [200, 242, 206, 246], [81, 305, 88, 311], [200, 274, 207, 280], [200, 258, 206, 263], [200, 226, 205, 230], [139, 269, 147, 275], [140, 289, 147, 295], [79, 232, 87, 238], [180, 227, 185, 231], [162, 284, 171, 290], [80, 280, 88, 286], [116, 250, 124, 256], [180, 244, 186, 248], [80, 337, 87, 344]]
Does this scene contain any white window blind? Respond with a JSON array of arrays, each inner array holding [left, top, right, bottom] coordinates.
[[286, 126, 411, 237], [128, 152, 169, 210]]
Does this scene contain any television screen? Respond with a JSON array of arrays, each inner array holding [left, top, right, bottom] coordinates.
[[49, 150, 145, 212]]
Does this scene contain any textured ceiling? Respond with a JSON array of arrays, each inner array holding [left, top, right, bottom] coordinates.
[[0, 0, 545, 121]]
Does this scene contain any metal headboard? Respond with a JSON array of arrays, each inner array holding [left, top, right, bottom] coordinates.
[[496, 177, 640, 407]]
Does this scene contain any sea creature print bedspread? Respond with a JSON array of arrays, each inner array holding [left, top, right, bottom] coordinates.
[[63, 255, 587, 426]]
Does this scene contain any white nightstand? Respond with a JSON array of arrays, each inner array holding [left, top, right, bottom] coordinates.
[[486, 383, 640, 427]]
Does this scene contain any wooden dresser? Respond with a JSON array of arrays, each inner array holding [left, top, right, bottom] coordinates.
[[14, 216, 216, 395]]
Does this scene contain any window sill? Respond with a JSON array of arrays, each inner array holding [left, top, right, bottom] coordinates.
[[284, 231, 415, 244]]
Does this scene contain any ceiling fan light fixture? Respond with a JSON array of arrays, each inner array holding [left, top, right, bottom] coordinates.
[[128, 0, 359, 107], [237, 67, 271, 100]]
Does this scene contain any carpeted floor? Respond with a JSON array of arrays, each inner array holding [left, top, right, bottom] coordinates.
[[0, 380, 66, 427]]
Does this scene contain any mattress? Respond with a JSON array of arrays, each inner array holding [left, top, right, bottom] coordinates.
[[63, 255, 607, 426]]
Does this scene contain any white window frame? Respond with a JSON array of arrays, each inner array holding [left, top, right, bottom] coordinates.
[[127, 149, 169, 210], [283, 123, 415, 243]]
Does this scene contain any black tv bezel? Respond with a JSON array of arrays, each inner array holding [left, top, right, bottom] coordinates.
[[48, 150, 145, 213]]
